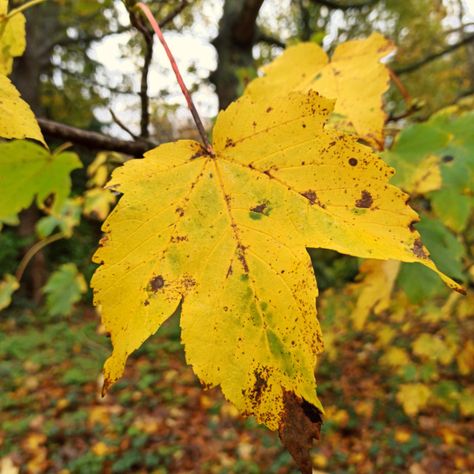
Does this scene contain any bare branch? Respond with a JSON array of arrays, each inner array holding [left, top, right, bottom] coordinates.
[[159, 0, 190, 28], [395, 33, 474, 75], [310, 0, 378, 11], [38, 118, 152, 156], [109, 109, 140, 140], [257, 30, 286, 49]]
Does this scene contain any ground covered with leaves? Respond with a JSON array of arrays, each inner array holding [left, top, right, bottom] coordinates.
[[1, 294, 473, 474]]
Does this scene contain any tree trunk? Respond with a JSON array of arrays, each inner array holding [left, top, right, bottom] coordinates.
[[211, 0, 265, 109]]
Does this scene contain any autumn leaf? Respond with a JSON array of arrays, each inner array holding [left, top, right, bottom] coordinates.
[[0, 141, 82, 221], [0, 274, 19, 312], [384, 111, 474, 232], [397, 383, 431, 416], [43, 263, 87, 317], [92, 90, 462, 439], [0, 75, 45, 144], [245, 33, 394, 147], [351, 259, 400, 330], [0, 0, 26, 75]]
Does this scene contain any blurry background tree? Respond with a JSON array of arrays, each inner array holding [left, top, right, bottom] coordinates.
[[1, 0, 473, 473]]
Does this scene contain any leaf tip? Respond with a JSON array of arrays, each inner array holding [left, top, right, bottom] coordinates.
[[278, 391, 323, 474]]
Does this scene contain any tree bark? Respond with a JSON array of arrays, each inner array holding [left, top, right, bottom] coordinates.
[[211, 0, 265, 109]]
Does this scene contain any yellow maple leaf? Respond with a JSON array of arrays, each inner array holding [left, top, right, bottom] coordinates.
[[397, 383, 431, 416], [457, 340, 474, 375], [0, 75, 45, 144], [0, 0, 26, 75], [351, 259, 400, 330], [245, 33, 395, 148], [92, 90, 462, 431]]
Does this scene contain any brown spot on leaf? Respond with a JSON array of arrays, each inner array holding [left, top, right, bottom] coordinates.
[[226, 264, 233, 278], [225, 137, 236, 148], [170, 235, 188, 243], [149, 275, 165, 292], [253, 369, 267, 405], [181, 275, 196, 290], [144, 300, 150, 306], [237, 244, 249, 273], [279, 391, 322, 474], [413, 239, 428, 259], [348, 157, 358, 166], [409, 219, 419, 232], [250, 202, 267, 214], [442, 155, 454, 163], [175, 207, 184, 217], [301, 190, 325, 208], [355, 190, 373, 208], [301, 190, 317, 205], [190, 146, 208, 160], [266, 107, 273, 113]]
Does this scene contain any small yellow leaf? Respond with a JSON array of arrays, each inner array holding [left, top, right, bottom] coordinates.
[[312, 453, 328, 468], [458, 389, 474, 416], [407, 155, 442, 195], [91, 441, 112, 457], [0, 273, 19, 311], [0, 75, 45, 144], [394, 428, 411, 443], [351, 259, 400, 330], [245, 33, 395, 147], [0, 0, 26, 75], [380, 347, 410, 367], [413, 334, 449, 363], [456, 340, 474, 375], [83, 188, 116, 221], [397, 383, 431, 416]]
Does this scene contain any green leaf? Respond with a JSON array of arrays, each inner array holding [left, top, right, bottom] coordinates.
[[0, 141, 82, 221], [430, 189, 471, 232], [43, 263, 87, 317], [36, 198, 83, 238]]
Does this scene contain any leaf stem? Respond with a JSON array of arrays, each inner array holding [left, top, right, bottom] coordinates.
[[15, 232, 64, 282], [136, 2, 214, 156], [8, 0, 46, 18]]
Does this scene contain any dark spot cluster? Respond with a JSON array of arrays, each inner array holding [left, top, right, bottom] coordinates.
[[355, 190, 373, 209], [225, 137, 236, 148], [413, 239, 428, 259], [170, 235, 188, 243], [301, 190, 325, 208]]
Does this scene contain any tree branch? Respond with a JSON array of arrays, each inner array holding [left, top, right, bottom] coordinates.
[[310, 0, 378, 10], [395, 32, 474, 75], [232, 0, 265, 46], [38, 118, 153, 156], [257, 31, 286, 48]]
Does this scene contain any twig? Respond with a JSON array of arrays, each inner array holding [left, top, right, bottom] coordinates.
[[7, 0, 46, 17], [388, 68, 411, 103], [137, 2, 214, 155], [38, 118, 152, 156], [395, 33, 474, 75], [128, 10, 154, 138], [310, 0, 378, 11], [159, 0, 189, 28], [16, 233, 64, 282], [109, 109, 139, 140]]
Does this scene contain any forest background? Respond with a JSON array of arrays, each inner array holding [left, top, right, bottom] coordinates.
[[1, 0, 474, 473]]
